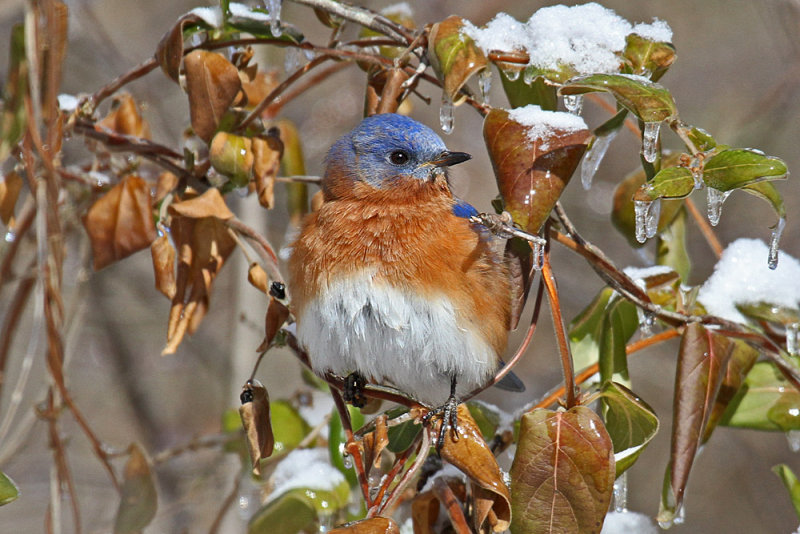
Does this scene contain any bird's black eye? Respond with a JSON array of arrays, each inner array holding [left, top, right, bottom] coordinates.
[[389, 150, 410, 165]]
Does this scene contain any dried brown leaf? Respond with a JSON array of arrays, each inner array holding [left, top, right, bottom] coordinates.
[[0, 171, 23, 225], [242, 70, 280, 112], [168, 187, 234, 220], [154, 171, 178, 204], [155, 13, 204, 83], [240, 380, 274, 476], [98, 93, 150, 139], [84, 175, 157, 270], [252, 134, 283, 209], [248, 262, 269, 293], [150, 234, 176, 299], [329, 517, 400, 534], [184, 50, 242, 142], [258, 297, 290, 351], [361, 415, 389, 470], [411, 490, 440, 534]]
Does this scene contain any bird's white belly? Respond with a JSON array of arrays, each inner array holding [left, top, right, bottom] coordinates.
[[296, 271, 496, 406]]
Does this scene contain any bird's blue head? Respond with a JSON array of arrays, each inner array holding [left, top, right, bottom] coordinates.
[[323, 113, 471, 199]]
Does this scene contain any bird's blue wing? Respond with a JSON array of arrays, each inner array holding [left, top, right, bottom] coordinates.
[[453, 198, 493, 241]]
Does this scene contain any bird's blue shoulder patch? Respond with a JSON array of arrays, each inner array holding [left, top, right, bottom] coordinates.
[[452, 199, 479, 219]]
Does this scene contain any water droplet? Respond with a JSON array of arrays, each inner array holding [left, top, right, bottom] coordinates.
[[692, 168, 703, 189], [502, 65, 521, 82], [341, 447, 353, 469], [706, 187, 731, 227], [786, 430, 800, 452], [284, 46, 304, 73], [532, 240, 544, 270], [641, 121, 661, 163], [439, 93, 454, 134], [563, 94, 583, 115], [787, 323, 799, 356], [303, 48, 317, 61], [522, 67, 535, 85], [478, 69, 492, 105], [612, 472, 628, 513], [769, 216, 786, 269], [634, 199, 660, 243], [580, 131, 618, 190], [268, 0, 282, 36]]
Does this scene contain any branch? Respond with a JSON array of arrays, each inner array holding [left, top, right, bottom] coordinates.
[[286, 0, 413, 42]]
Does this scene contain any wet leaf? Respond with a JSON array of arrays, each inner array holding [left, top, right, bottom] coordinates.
[[386, 416, 422, 454], [248, 489, 317, 534], [737, 302, 800, 326], [226, 10, 304, 43], [741, 180, 786, 219], [0, 25, 27, 162], [361, 415, 389, 470], [0, 171, 23, 225], [499, 72, 558, 111], [209, 132, 254, 187], [428, 16, 488, 102], [98, 93, 150, 139], [659, 324, 733, 525], [252, 134, 283, 209], [505, 236, 535, 330], [636, 166, 694, 201], [483, 108, 590, 233], [114, 444, 157, 534], [329, 517, 400, 534], [328, 404, 363, 487], [84, 175, 157, 270], [560, 73, 677, 123], [150, 233, 176, 299], [622, 34, 676, 81], [154, 171, 179, 204], [569, 287, 614, 374], [168, 187, 234, 220], [155, 12, 206, 83], [686, 126, 717, 152], [270, 400, 310, 456], [656, 207, 691, 282], [598, 299, 639, 387], [184, 50, 242, 142], [720, 361, 800, 431], [600, 382, 659, 476], [772, 464, 800, 520], [0, 471, 19, 506], [703, 339, 758, 442], [440, 405, 511, 532], [702, 149, 788, 191], [466, 401, 502, 440], [510, 406, 614, 534], [240, 379, 274, 476]]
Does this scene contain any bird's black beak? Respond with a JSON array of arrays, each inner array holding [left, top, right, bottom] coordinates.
[[431, 151, 471, 168]]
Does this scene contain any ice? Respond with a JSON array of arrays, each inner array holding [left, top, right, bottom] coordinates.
[[634, 198, 660, 243], [769, 216, 786, 269], [439, 93, 454, 134], [284, 46, 304, 73], [692, 167, 704, 189], [507, 104, 588, 148], [706, 187, 731, 227], [657, 503, 685, 529], [697, 238, 800, 324], [4, 231, 15, 243], [57, 94, 78, 112], [787, 323, 799, 356], [463, 4, 672, 76], [787, 430, 800, 453], [502, 66, 521, 82], [229, 3, 270, 21], [532, 240, 544, 270], [478, 69, 492, 105], [623, 265, 674, 280], [641, 121, 660, 163], [189, 6, 223, 27], [563, 94, 583, 115], [268, 0, 282, 36], [612, 472, 628, 512], [581, 130, 618, 190], [602, 510, 658, 534], [267, 448, 345, 501], [522, 67, 535, 85]]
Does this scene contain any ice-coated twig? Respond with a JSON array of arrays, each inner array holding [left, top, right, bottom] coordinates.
[[287, 0, 412, 42], [468, 212, 547, 248]]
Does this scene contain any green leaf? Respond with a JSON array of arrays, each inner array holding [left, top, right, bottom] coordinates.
[[427, 16, 488, 101], [737, 302, 800, 326], [721, 362, 800, 431], [772, 464, 800, 520], [595, 108, 628, 137], [656, 207, 691, 282], [467, 401, 502, 440], [622, 34, 676, 82], [598, 299, 639, 386], [328, 405, 363, 487], [248, 490, 318, 534], [0, 471, 19, 506], [686, 126, 717, 152], [386, 417, 422, 454], [600, 382, 660, 476], [638, 166, 695, 200], [226, 10, 304, 42], [522, 64, 577, 85], [569, 287, 614, 374], [114, 444, 158, 534], [0, 24, 27, 162], [703, 149, 788, 191], [742, 180, 786, 219], [271, 401, 310, 456], [560, 73, 677, 123], [510, 407, 615, 534], [498, 68, 558, 110]]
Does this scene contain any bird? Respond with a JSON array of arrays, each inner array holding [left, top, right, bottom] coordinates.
[[288, 113, 516, 439]]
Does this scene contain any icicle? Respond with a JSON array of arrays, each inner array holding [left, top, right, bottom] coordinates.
[[501, 65, 521, 82], [4, 230, 15, 243], [705, 187, 731, 227], [522, 67, 535, 85], [641, 121, 661, 163], [303, 49, 317, 61], [787, 323, 799, 356], [612, 472, 628, 513], [646, 198, 661, 239], [284, 46, 304, 73], [478, 69, 492, 105], [787, 430, 800, 453], [634, 199, 660, 243], [439, 93, 454, 134], [769, 216, 786, 269], [580, 130, 618, 190], [268, 0, 282, 36], [691, 161, 704, 189], [563, 94, 584, 115], [532, 240, 544, 270]]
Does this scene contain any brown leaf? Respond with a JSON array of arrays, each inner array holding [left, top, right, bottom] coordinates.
[[168, 187, 234, 220], [361, 415, 389, 470], [252, 134, 284, 209], [484, 108, 590, 233], [154, 172, 178, 204], [411, 490, 440, 534], [439, 405, 511, 532], [84, 175, 157, 270], [155, 13, 204, 83], [114, 443, 157, 534], [329, 517, 400, 534], [505, 237, 535, 330], [184, 50, 242, 142], [150, 233, 176, 299], [257, 297, 290, 352], [0, 171, 23, 225], [248, 262, 269, 293], [510, 407, 614, 534], [98, 93, 150, 139], [242, 70, 280, 112], [239, 380, 274, 476], [428, 16, 488, 102], [703, 339, 758, 442]]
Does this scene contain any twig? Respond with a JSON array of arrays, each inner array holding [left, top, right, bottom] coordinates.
[[287, 0, 413, 42], [368, 431, 419, 517], [275, 175, 322, 184], [153, 433, 232, 465], [43, 389, 82, 534], [685, 197, 723, 258], [469, 212, 547, 247], [432, 477, 471, 534], [224, 217, 283, 283], [89, 57, 159, 110], [330, 388, 373, 506], [380, 428, 430, 515]]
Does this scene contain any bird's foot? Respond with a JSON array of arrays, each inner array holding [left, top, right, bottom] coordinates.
[[422, 376, 460, 453], [343, 372, 367, 408]]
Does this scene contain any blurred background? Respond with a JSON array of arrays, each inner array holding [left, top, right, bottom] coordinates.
[[1, 0, 799, 532]]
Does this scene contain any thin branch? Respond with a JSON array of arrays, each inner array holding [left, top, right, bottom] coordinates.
[[432, 477, 472, 534], [330, 388, 373, 507], [368, 431, 419, 517], [685, 197, 724, 258], [224, 217, 283, 283], [89, 57, 159, 110], [287, 0, 413, 42]]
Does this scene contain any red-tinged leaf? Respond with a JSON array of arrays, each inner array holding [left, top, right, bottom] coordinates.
[[622, 34, 676, 82], [239, 380, 274, 476], [98, 93, 150, 139], [428, 16, 488, 102], [505, 237, 535, 330], [703, 339, 758, 442], [155, 12, 205, 83], [150, 233, 176, 299], [252, 134, 283, 209], [83, 175, 157, 270], [114, 444, 157, 534], [329, 517, 400, 534], [168, 187, 234, 220], [0, 171, 23, 225], [484, 108, 590, 233], [658, 323, 734, 525], [510, 407, 614, 534], [184, 50, 242, 142]]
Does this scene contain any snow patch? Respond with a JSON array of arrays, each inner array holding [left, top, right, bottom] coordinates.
[[267, 448, 345, 501], [623, 265, 674, 281], [601, 510, 659, 534], [507, 104, 587, 148]]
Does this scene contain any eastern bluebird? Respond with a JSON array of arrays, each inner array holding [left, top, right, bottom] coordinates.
[[288, 113, 515, 426]]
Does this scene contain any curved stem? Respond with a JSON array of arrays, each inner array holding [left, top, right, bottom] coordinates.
[[541, 244, 576, 409]]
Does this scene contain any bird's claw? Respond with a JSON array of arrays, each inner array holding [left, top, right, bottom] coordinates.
[[423, 394, 460, 454]]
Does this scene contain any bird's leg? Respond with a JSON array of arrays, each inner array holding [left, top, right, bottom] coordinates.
[[423, 375, 460, 453], [343, 371, 367, 408]]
